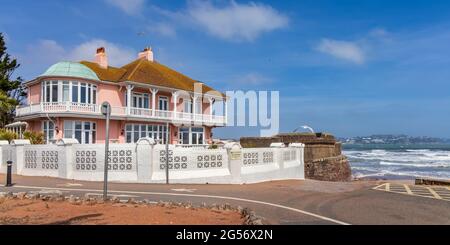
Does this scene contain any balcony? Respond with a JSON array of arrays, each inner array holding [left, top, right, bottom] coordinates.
[[16, 102, 227, 126]]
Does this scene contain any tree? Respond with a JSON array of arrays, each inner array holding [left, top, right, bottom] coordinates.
[[0, 32, 26, 127]]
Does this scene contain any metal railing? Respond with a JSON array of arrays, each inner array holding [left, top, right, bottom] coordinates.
[[16, 102, 226, 125]]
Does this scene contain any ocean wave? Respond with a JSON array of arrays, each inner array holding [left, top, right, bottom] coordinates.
[[346, 149, 450, 180], [352, 168, 450, 180], [379, 161, 450, 168]]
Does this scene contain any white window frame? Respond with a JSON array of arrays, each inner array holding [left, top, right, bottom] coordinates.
[[125, 123, 168, 144], [184, 99, 193, 113], [63, 120, 96, 144], [158, 96, 168, 111], [131, 92, 150, 108], [42, 120, 55, 144], [178, 126, 205, 145], [42, 80, 97, 104]]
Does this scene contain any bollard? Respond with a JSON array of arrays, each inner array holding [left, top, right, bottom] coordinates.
[[6, 160, 12, 187]]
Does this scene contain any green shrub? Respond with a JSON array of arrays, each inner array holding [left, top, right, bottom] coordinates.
[[0, 129, 18, 142], [23, 131, 45, 144]]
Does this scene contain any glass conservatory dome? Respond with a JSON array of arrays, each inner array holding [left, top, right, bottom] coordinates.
[[40, 61, 100, 81]]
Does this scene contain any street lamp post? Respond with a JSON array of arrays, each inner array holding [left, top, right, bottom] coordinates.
[[165, 122, 170, 184], [101, 102, 111, 201]]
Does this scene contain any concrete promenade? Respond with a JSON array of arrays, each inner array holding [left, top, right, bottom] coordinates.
[[1, 174, 449, 225]]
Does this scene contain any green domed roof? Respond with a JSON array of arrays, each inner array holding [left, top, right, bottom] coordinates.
[[40, 61, 100, 81]]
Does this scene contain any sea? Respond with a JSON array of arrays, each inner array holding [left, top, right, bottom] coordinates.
[[343, 144, 450, 180]]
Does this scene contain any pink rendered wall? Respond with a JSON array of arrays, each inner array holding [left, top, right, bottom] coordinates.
[[28, 83, 41, 104], [205, 127, 212, 143], [95, 119, 122, 143], [97, 83, 125, 107], [27, 120, 42, 132]]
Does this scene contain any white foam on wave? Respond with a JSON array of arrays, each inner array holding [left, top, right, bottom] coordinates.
[[344, 149, 450, 164], [345, 149, 450, 179], [352, 168, 450, 179]]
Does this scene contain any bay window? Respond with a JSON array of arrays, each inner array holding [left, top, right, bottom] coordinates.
[[62, 81, 70, 102], [42, 80, 97, 104]]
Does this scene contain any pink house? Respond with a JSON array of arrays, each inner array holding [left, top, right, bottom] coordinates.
[[15, 47, 227, 145]]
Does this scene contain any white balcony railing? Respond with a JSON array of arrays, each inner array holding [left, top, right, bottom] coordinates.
[[16, 102, 226, 125]]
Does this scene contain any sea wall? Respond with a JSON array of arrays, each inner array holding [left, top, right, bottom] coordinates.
[[240, 133, 352, 181], [0, 140, 304, 184]]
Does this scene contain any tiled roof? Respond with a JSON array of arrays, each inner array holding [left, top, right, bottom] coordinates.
[[80, 58, 218, 94]]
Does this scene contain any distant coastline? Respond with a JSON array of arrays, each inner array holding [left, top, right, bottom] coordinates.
[[342, 143, 450, 151]]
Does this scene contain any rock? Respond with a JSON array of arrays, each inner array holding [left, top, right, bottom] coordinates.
[[127, 198, 136, 204], [17, 192, 27, 200], [38, 190, 63, 197], [48, 196, 58, 202], [25, 192, 40, 200], [252, 219, 264, 225], [55, 197, 65, 202], [111, 196, 120, 203], [68, 195, 77, 204]]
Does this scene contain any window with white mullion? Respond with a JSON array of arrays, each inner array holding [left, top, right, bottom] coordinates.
[[125, 123, 167, 144], [64, 120, 96, 144], [184, 99, 193, 113], [42, 121, 55, 144], [131, 92, 150, 109]]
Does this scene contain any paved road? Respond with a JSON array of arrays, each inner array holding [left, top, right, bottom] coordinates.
[[1, 174, 449, 225]]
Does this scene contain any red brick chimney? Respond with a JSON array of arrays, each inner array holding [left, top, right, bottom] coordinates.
[[95, 47, 108, 69], [138, 47, 154, 62]]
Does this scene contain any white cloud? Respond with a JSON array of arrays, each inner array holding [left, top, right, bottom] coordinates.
[[67, 39, 135, 67], [147, 22, 177, 38], [185, 0, 288, 41], [369, 28, 389, 38], [237, 72, 273, 85], [23, 39, 136, 69], [104, 0, 145, 15], [317, 39, 365, 64]]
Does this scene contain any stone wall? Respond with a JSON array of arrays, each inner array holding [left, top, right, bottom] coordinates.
[[240, 133, 352, 182]]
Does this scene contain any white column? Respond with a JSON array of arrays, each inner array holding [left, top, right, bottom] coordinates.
[[126, 85, 134, 115], [172, 91, 178, 119], [208, 97, 214, 122], [150, 88, 158, 117], [224, 98, 228, 125], [192, 95, 198, 122]]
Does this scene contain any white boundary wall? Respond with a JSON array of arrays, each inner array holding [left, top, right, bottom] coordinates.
[[0, 140, 304, 184]]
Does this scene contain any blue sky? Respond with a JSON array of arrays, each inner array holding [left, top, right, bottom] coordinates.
[[1, 0, 450, 138]]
